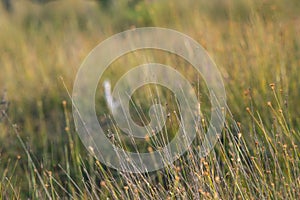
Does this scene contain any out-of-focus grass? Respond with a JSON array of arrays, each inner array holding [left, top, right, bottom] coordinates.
[[0, 0, 300, 198]]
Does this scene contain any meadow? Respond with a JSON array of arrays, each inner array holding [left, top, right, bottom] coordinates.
[[0, 0, 300, 199]]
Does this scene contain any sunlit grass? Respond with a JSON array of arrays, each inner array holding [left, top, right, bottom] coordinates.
[[0, 0, 299, 198]]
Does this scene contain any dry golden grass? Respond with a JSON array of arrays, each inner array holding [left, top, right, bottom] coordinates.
[[0, 0, 299, 199]]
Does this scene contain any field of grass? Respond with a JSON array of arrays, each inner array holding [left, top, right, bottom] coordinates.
[[0, 0, 300, 199]]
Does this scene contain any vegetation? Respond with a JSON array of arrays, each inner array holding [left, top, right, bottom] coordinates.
[[0, 0, 299, 199]]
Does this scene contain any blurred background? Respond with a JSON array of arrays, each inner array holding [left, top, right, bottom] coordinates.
[[0, 0, 300, 198]]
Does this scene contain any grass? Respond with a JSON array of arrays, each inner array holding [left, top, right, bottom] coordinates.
[[0, 0, 300, 199]]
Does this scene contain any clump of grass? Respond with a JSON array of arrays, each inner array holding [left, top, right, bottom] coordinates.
[[3, 81, 299, 199], [0, 0, 299, 199]]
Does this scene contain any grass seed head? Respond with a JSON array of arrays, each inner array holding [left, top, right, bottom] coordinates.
[[267, 101, 272, 107], [269, 83, 275, 90]]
